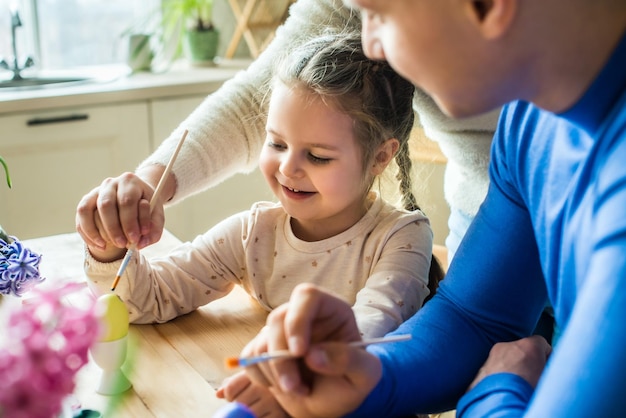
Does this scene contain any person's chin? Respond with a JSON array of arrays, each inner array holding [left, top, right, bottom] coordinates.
[[434, 95, 500, 119], [431, 96, 466, 118]]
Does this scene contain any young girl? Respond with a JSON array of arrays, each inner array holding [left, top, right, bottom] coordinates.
[[84, 30, 441, 347]]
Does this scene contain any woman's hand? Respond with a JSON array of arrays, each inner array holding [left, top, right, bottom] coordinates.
[[76, 165, 173, 251], [242, 283, 383, 418]]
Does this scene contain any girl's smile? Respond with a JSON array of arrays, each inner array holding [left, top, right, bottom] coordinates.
[[281, 185, 316, 200]]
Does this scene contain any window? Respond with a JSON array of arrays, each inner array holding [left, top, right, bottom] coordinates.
[[0, 0, 158, 72]]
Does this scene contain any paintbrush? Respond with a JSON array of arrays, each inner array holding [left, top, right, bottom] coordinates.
[[110, 129, 188, 291], [225, 334, 412, 369]]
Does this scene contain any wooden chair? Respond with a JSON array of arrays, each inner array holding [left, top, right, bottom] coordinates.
[[225, 0, 295, 59]]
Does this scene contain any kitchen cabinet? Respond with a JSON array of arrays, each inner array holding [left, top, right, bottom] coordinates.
[[0, 102, 151, 239], [149, 95, 273, 242]]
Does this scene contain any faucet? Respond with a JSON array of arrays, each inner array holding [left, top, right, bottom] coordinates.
[[0, 8, 35, 80]]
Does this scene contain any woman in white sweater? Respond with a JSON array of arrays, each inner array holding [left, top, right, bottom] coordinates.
[[75, 0, 499, 263]]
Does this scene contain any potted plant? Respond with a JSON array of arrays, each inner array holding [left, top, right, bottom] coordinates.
[[125, 33, 154, 72], [122, 0, 219, 70], [168, 0, 219, 65]]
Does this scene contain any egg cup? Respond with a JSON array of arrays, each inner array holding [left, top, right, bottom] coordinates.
[[90, 335, 132, 395]]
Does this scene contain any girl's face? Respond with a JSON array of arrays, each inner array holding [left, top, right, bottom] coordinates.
[[260, 83, 372, 241], [347, 0, 504, 117]]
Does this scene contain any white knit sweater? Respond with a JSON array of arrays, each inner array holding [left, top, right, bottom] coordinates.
[[139, 0, 499, 220]]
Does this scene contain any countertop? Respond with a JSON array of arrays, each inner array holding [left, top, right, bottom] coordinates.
[[0, 59, 252, 115]]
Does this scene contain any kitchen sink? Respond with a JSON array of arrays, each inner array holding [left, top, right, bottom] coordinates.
[[0, 76, 93, 90]]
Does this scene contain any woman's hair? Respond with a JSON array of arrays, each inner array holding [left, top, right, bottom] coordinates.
[[272, 31, 443, 301]]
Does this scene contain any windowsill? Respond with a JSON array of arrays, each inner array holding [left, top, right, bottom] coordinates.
[[0, 59, 252, 115]]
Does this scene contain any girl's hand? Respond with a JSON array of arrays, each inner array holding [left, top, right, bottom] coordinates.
[[217, 371, 289, 418], [242, 283, 383, 417], [76, 166, 171, 251]]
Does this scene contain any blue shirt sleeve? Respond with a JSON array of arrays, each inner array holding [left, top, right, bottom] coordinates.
[[456, 373, 534, 416]]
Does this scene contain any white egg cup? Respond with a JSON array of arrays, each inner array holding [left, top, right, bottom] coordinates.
[[90, 335, 132, 395]]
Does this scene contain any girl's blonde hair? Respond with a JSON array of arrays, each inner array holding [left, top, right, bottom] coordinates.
[[272, 30, 443, 301]]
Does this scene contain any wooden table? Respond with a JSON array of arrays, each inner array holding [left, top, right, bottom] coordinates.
[[23, 231, 268, 417]]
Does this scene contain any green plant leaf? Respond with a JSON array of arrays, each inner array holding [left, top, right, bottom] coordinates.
[[0, 224, 10, 243], [0, 155, 11, 188]]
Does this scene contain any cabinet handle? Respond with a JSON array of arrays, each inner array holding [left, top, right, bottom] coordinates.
[[26, 113, 89, 126]]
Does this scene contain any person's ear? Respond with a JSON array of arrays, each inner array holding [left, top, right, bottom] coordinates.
[[371, 138, 399, 175], [467, 0, 517, 39]]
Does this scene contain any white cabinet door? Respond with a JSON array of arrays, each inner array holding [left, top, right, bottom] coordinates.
[[150, 95, 273, 242], [0, 103, 150, 239]]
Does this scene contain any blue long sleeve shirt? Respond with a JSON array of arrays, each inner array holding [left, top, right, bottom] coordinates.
[[348, 31, 626, 417]]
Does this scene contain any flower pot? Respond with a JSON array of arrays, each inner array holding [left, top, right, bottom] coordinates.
[[126, 33, 153, 72], [183, 28, 219, 65]]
